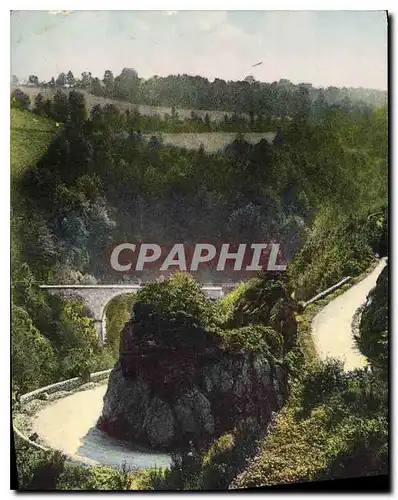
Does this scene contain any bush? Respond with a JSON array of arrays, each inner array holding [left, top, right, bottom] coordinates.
[[288, 208, 375, 301], [14, 438, 134, 491], [217, 324, 282, 357], [357, 264, 388, 378], [135, 272, 216, 327], [198, 419, 261, 490], [15, 439, 65, 491], [231, 361, 388, 489], [11, 89, 31, 110], [12, 304, 58, 393]]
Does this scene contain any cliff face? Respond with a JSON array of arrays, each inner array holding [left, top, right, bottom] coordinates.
[[97, 304, 288, 451]]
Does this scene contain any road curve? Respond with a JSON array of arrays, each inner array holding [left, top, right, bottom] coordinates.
[[31, 384, 172, 470], [311, 258, 387, 371], [31, 260, 386, 469]]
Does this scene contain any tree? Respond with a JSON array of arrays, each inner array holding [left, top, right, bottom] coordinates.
[[171, 106, 179, 122], [66, 70, 75, 87], [49, 77, 55, 87], [11, 89, 30, 109], [313, 89, 328, 118], [53, 89, 69, 122], [244, 75, 256, 85], [34, 93, 45, 116], [90, 103, 103, 124], [28, 75, 39, 86], [81, 71, 93, 89], [12, 305, 57, 393], [91, 77, 104, 96], [293, 84, 311, 120], [114, 67, 139, 101], [56, 72, 67, 87], [103, 70, 114, 93], [68, 90, 88, 123], [12, 75, 19, 86]]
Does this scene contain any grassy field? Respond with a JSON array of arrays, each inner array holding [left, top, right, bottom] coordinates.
[[11, 108, 58, 176], [14, 85, 249, 122], [158, 132, 276, 151], [11, 105, 275, 159]]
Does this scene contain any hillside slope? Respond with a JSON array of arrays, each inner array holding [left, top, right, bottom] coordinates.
[[12, 86, 247, 122], [11, 108, 58, 176]]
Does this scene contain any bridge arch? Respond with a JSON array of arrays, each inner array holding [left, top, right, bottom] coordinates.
[[39, 284, 224, 344]]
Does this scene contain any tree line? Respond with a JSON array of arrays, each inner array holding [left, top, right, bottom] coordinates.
[[12, 68, 387, 120]]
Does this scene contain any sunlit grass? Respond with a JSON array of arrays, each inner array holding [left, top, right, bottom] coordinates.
[[11, 108, 58, 176]]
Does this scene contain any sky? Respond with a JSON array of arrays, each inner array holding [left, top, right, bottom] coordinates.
[[10, 10, 388, 90]]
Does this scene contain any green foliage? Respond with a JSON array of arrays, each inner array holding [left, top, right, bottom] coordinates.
[[56, 462, 133, 490], [217, 324, 282, 357], [14, 437, 134, 490], [288, 208, 375, 300], [11, 89, 31, 110], [11, 89, 388, 490], [105, 293, 136, 356], [223, 278, 290, 329], [232, 361, 388, 488], [12, 304, 57, 394], [84, 70, 386, 117], [143, 419, 262, 491], [10, 108, 57, 176], [135, 272, 216, 328], [133, 271, 295, 358], [216, 278, 261, 325], [287, 107, 387, 300], [357, 264, 388, 378], [55, 299, 99, 379], [197, 420, 261, 490]]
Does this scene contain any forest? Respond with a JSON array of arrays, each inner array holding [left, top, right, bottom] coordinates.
[[11, 81, 388, 490], [14, 68, 387, 119]]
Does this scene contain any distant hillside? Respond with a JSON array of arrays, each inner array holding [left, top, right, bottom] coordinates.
[[12, 85, 246, 122], [14, 72, 387, 123]]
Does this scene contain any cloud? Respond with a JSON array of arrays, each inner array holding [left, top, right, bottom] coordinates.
[[162, 11, 178, 16]]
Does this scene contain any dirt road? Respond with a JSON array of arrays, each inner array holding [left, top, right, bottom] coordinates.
[[32, 384, 172, 470], [311, 258, 387, 371], [30, 260, 386, 468]]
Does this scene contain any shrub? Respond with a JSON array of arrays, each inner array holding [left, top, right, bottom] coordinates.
[[231, 361, 388, 489], [198, 419, 261, 490], [357, 264, 388, 378], [11, 89, 31, 110], [217, 324, 282, 358], [135, 272, 215, 327], [12, 304, 58, 393]]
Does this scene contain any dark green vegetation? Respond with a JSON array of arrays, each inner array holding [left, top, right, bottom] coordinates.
[[356, 264, 388, 380], [16, 69, 387, 119], [14, 436, 134, 490], [231, 260, 389, 489], [11, 81, 387, 489], [99, 271, 294, 451]]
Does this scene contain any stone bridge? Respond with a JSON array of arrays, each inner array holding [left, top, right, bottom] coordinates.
[[39, 284, 226, 345]]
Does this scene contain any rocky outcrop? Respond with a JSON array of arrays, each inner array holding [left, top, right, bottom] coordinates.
[[97, 303, 289, 451]]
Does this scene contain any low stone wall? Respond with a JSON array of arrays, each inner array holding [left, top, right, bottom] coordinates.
[[19, 369, 112, 404], [13, 368, 112, 459], [303, 276, 352, 308]]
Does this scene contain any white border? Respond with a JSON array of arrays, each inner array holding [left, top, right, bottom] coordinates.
[[4, 1, 393, 497]]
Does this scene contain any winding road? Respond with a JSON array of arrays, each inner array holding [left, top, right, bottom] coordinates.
[[31, 384, 172, 470], [312, 258, 387, 371], [30, 259, 386, 468]]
